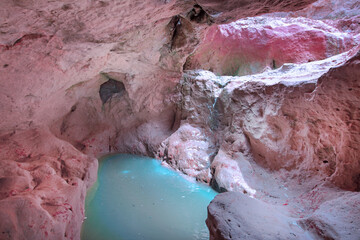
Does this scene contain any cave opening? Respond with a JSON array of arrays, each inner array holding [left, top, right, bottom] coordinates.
[[99, 79, 126, 104]]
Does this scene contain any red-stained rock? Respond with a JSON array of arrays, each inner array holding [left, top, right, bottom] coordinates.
[[185, 16, 357, 76]]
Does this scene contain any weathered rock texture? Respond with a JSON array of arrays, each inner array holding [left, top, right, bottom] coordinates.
[[185, 17, 356, 76], [0, 128, 97, 240], [0, 0, 201, 238], [157, 0, 360, 239], [0, 0, 360, 239], [206, 192, 307, 240], [204, 49, 360, 239]]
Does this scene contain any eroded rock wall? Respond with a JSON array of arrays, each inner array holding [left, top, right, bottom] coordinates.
[[0, 128, 97, 240], [0, 0, 360, 239], [0, 0, 200, 238], [156, 1, 360, 239], [204, 50, 360, 239]]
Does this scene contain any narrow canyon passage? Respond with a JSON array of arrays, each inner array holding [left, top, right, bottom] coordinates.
[[0, 0, 360, 239]]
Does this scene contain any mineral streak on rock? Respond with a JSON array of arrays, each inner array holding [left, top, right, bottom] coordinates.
[[0, 0, 360, 239]]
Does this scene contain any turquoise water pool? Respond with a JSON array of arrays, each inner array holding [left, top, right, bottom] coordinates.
[[81, 154, 217, 240]]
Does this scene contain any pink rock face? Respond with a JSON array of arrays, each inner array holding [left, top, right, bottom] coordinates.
[[0, 0, 199, 238], [1, 0, 360, 239], [186, 17, 356, 76], [0, 128, 97, 240]]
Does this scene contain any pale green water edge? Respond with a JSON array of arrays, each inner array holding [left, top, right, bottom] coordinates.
[[81, 154, 218, 240]]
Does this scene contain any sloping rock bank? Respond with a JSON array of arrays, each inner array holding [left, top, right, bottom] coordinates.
[[207, 191, 360, 240], [202, 50, 360, 239]]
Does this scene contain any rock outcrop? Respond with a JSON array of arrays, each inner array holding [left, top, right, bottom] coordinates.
[[0, 0, 359, 239], [204, 49, 360, 239], [0, 128, 97, 240], [157, 0, 360, 239], [206, 192, 306, 240], [185, 16, 356, 76]]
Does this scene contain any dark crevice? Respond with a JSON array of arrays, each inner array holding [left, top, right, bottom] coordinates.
[[272, 59, 277, 69], [60, 159, 68, 178], [61, 4, 72, 10], [74, 142, 86, 151], [70, 105, 76, 112], [210, 166, 226, 193], [60, 121, 67, 135], [167, 15, 196, 51], [187, 4, 212, 24], [13, 34, 45, 45], [210, 176, 227, 193], [169, 15, 182, 50], [99, 79, 126, 104], [1, 34, 47, 51]]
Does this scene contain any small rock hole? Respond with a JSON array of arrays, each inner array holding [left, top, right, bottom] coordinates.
[[70, 105, 76, 112], [99, 79, 125, 104], [323, 160, 329, 163], [272, 59, 276, 69], [188, 4, 206, 23], [61, 4, 72, 10], [3, 64, 9, 68]]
